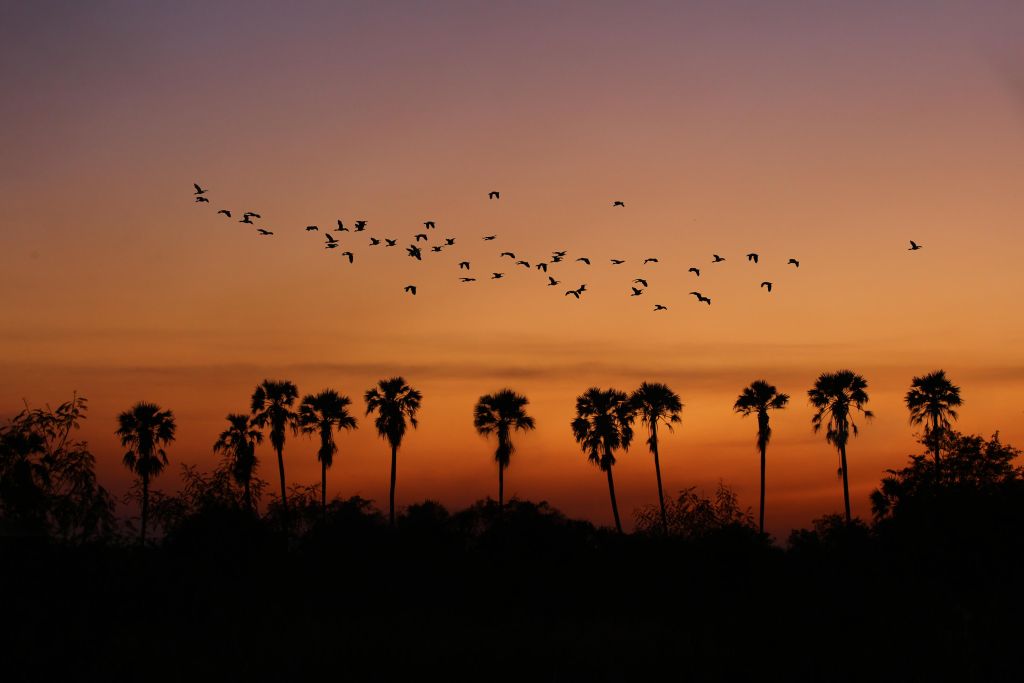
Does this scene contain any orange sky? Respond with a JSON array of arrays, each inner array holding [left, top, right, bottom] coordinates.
[[2, 2, 1024, 537]]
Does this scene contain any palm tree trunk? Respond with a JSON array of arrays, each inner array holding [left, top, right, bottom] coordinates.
[[758, 442, 767, 535], [389, 444, 398, 527], [932, 416, 942, 479], [839, 444, 852, 523], [651, 424, 667, 535], [276, 445, 288, 517], [140, 472, 149, 545], [606, 467, 623, 534], [498, 463, 504, 513], [321, 460, 327, 518], [243, 479, 253, 515]]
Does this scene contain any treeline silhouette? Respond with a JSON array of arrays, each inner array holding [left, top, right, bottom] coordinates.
[[2, 371, 1022, 680]]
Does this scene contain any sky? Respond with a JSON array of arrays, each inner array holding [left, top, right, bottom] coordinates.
[[2, 0, 1024, 538]]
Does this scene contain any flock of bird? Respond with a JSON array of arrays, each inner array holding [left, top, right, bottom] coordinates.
[[193, 183, 923, 311]]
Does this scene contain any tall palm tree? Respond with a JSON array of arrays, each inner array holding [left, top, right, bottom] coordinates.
[[116, 401, 176, 544], [905, 369, 962, 475], [250, 379, 299, 518], [808, 370, 873, 523], [629, 382, 683, 535], [571, 387, 636, 534], [212, 413, 262, 513], [298, 389, 358, 514], [733, 380, 789, 534], [364, 377, 422, 527], [473, 389, 536, 512]]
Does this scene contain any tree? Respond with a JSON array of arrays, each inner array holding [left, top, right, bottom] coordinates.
[[473, 388, 536, 512], [364, 377, 422, 527], [298, 389, 358, 515], [571, 387, 636, 534], [212, 413, 263, 513], [905, 369, 962, 475], [808, 370, 872, 523], [250, 379, 299, 519], [629, 381, 683, 535], [116, 401, 176, 543], [733, 380, 789, 534]]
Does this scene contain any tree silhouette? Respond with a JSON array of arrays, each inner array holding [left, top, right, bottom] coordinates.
[[473, 388, 536, 513], [364, 377, 422, 526], [629, 382, 683, 535], [116, 401, 176, 543], [733, 380, 789, 534], [298, 389, 358, 515], [212, 413, 262, 513], [571, 387, 636, 533], [808, 370, 873, 523], [905, 369, 962, 476], [250, 380, 299, 520]]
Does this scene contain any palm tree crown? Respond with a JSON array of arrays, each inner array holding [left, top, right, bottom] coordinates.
[[629, 382, 682, 535], [905, 369, 962, 470], [571, 388, 636, 471], [364, 377, 422, 449], [734, 380, 790, 453], [117, 402, 176, 480], [808, 370, 873, 452], [299, 389, 358, 512], [212, 413, 262, 510]]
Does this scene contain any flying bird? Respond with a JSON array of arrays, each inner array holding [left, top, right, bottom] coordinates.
[[424, 221, 435, 229], [613, 201, 625, 207], [414, 234, 428, 242], [747, 253, 759, 263], [483, 235, 497, 241], [354, 221, 367, 231], [643, 258, 659, 264], [712, 254, 725, 263], [550, 255, 563, 263], [431, 246, 443, 252], [787, 259, 800, 268], [515, 260, 531, 268], [565, 289, 581, 299], [324, 243, 338, 250], [341, 251, 354, 263], [488, 191, 500, 199], [243, 212, 261, 219], [407, 245, 422, 260], [404, 285, 417, 295], [547, 276, 560, 286], [500, 252, 516, 259], [195, 196, 210, 203], [610, 259, 625, 265], [576, 257, 591, 265], [633, 278, 648, 287], [336, 221, 348, 232], [761, 281, 773, 292], [385, 239, 397, 247], [325, 234, 338, 243], [217, 209, 231, 217], [459, 277, 476, 283], [193, 183, 207, 195], [630, 287, 643, 296], [444, 238, 456, 246], [654, 304, 668, 311], [257, 229, 273, 236], [536, 263, 548, 272], [688, 267, 700, 276], [458, 261, 470, 270], [491, 273, 504, 279], [306, 225, 319, 231], [369, 237, 381, 246], [908, 240, 922, 250], [239, 215, 254, 224]]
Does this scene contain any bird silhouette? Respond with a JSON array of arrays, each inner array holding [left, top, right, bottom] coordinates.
[[385, 239, 397, 247], [444, 238, 455, 246], [354, 221, 367, 231], [500, 252, 516, 259], [483, 235, 497, 241], [654, 304, 668, 311], [491, 273, 504, 279], [630, 287, 643, 296], [369, 237, 381, 246], [306, 225, 319, 231], [761, 281, 773, 292], [909, 240, 922, 250], [565, 289, 581, 298], [458, 261, 470, 270], [424, 221, 435, 229], [515, 260, 531, 269], [257, 229, 274, 236], [550, 255, 563, 263], [787, 258, 800, 267], [712, 254, 725, 263], [217, 209, 231, 217], [325, 234, 338, 244], [404, 285, 417, 295], [239, 215, 254, 224], [747, 253, 759, 263], [610, 259, 625, 265], [643, 258, 659, 264], [576, 257, 591, 265], [193, 183, 207, 195], [536, 263, 548, 272], [547, 276, 560, 286], [688, 267, 700, 276], [195, 196, 210, 203], [243, 212, 261, 219], [414, 234, 428, 242], [633, 278, 648, 287], [341, 251, 354, 263], [613, 201, 625, 207], [578, 284, 587, 292], [488, 191, 500, 199], [460, 277, 476, 282], [430, 246, 443, 253], [325, 243, 338, 250], [407, 245, 422, 260], [336, 220, 348, 231]]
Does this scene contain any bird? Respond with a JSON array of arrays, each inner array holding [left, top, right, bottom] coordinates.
[[643, 258, 659, 264], [909, 240, 922, 250], [243, 212, 261, 219], [547, 276, 560, 286], [712, 254, 725, 262], [500, 252, 516, 259], [578, 284, 587, 292], [341, 251, 354, 263], [407, 245, 422, 260], [414, 234, 428, 242], [217, 209, 231, 217], [257, 229, 273, 236], [193, 183, 207, 195], [431, 246, 443, 253], [552, 251, 567, 258], [239, 215, 254, 224], [325, 234, 338, 244], [688, 291, 704, 300], [747, 253, 759, 263], [787, 258, 800, 268], [488, 191, 500, 199], [633, 278, 648, 287], [325, 243, 338, 250], [404, 285, 417, 295], [613, 201, 625, 207], [515, 260, 531, 269], [654, 305, 668, 311], [424, 221, 436, 229], [536, 263, 548, 272], [483, 235, 497, 241], [354, 221, 367, 231], [576, 257, 591, 265], [565, 289, 581, 299], [761, 281, 773, 292], [688, 267, 700, 276], [630, 287, 643, 296], [444, 238, 456, 246], [385, 239, 397, 247], [491, 273, 504, 279], [306, 225, 319, 231], [336, 220, 348, 232], [459, 277, 476, 283], [458, 261, 470, 270], [610, 259, 625, 265], [195, 196, 210, 203], [369, 237, 381, 246]]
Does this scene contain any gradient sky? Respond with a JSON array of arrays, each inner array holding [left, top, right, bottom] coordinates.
[[3, 1, 1024, 537]]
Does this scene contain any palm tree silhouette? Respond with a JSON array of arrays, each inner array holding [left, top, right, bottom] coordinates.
[[905, 369, 962, 476], [364, 377, 422, 526], [298, 389, 358, 515], [212, 413, 262, 513], [808, 370, 873, 523], [473, 389, 536, 513], [116, 401, 176, 544], [733, 380, 789, 534], [571, 387, 637, 534], [250, 379, 299, 519], [629, 382, 683, 535]]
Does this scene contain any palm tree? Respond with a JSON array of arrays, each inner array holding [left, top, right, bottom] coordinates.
[[473, 389, 536, 512], [250, 379, 299, 518], [733, 380, 789, 534], [808, 370, 873, 523], [364, 377, 422, 526], [212, 413, 262, 513], [116, 401, 176, 544], [905, 369, 962, 475], [629, 382, 683, 535], [571, 387, 637, 534], [298, 389, 358, 514]]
